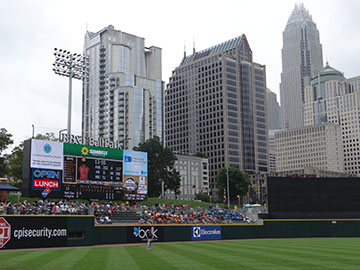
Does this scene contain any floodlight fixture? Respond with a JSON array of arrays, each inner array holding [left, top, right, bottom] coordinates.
[[53, 48, 89, 135]]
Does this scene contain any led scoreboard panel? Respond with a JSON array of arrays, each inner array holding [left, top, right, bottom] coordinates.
[[22, 139, 148, 201], [64, 157, 122, 183], [62, 156, 123, 200]]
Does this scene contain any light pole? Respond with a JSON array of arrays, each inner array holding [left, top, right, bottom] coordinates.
[[226, 167, 230, 209], [53, 48, 89, 135]]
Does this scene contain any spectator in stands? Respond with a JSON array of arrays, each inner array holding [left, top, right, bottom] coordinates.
[[0, 200, 253, 225]]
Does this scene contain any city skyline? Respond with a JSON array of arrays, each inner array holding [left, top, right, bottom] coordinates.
[[1, 0, 360, 148]]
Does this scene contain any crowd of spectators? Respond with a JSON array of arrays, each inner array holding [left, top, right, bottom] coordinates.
[[137, 203, 252, 224], [0, 200, 253, 225]]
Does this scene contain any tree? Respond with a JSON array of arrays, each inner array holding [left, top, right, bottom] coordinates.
[[133, 136, 181, 197], [0, 128, 13, 177], [195, 192, 211, 203], [0, 128, 13, 154], [215, 167, 251, 204], [194, 152, 208, 158], [33, 132, 58, 142], [7, 143, 24, 184]]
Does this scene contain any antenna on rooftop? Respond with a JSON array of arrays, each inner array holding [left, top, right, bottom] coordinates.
[[193, 36, 196, 54], [184, 41, 186, 58]]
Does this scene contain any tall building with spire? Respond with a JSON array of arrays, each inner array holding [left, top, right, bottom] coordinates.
[[165, 35, 268, 190], [280, 3, 323, 129], [82, 25, 163, 149]]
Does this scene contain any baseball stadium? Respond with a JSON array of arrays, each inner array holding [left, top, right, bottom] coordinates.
[[1, 139, 360, 269]]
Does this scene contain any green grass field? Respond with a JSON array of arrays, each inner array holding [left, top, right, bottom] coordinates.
[[1, 238, 360, 270]]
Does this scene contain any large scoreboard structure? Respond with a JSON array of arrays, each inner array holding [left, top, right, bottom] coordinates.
[[22, 139, 148, 200]]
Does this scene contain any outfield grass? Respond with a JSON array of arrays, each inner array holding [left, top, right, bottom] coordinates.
[[1, 238, 360, 269]]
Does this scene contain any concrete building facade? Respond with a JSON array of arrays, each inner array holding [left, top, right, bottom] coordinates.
[[165, 35, 268, 191], [280, 3, 323, 129], [304, 64, 360, 175], [268, 129, 281, 173], [82, 25, 163, 149], [275, 123, 344, 174], [267, 89, 282, 130], [165, 154, 209, 200]]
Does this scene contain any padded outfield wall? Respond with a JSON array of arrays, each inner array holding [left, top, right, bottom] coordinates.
[[2, 216, 360, 250]]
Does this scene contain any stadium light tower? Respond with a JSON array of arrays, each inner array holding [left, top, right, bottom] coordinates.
[[53, 48, 89, 135]]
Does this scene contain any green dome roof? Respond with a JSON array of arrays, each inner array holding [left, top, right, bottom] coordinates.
[[311, 63, 345, 85]]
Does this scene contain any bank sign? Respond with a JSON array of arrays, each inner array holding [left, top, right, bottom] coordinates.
[[191, 226, 221, 241], [127, 226, 163, 243]]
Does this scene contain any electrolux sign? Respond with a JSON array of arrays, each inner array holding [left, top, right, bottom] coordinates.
[[191, 226, 222, 241]]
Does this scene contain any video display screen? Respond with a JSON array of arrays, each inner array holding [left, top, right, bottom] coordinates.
[[22, 139, 147, 201]]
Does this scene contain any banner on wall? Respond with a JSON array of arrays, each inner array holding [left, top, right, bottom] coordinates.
[[30, 139, 63, 170], [127, 226, 163, 243], [123, 150, 147, 176], [0, 216, 67, 249], [191, 226, 222, 241]]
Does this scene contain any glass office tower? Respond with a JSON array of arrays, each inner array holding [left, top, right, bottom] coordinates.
[[280, 3, 323, 129], [165, 35, 268, 189]]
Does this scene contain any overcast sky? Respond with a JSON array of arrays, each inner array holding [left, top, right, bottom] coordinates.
[[1, 0, 360, 149]]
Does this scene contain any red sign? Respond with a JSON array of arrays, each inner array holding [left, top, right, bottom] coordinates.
[[33, 179, 59, 189], [0, 217, 11, 248]]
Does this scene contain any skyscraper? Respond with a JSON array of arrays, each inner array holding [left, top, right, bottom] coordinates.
[[165, 35, 268, 190], [304, 64, 360, 176], [280, 3, 323, 129], [82, 25, 163, 149], [267, 88, 282, 130]]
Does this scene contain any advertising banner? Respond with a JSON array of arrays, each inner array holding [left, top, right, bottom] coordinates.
[[30, 139, 63, 170], [64, 143, 123, 160], [127, 226, 163, 243], [191, 226, 222, 241], [122, 150, 148, 200], [123, 150, 147, 176], [31, 168, 62, 198], [0, 216, 67, 249]]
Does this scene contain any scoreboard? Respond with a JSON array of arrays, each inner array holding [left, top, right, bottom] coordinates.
[[61, 155, 124, 200], [63, 156, 123, 183], [22, 139, 147, 201]]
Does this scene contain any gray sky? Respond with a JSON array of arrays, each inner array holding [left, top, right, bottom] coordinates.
[[1, 0, 360, 149]]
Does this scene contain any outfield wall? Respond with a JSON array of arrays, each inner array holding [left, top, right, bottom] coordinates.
[[1, 216, 360, 249]]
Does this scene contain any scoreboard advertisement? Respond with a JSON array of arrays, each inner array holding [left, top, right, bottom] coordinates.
[[22, 139, 148, 200]]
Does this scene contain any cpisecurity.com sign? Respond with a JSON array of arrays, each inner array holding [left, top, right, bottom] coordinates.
[[191, 226, 221, 241], [0, 216, 67, 249]]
